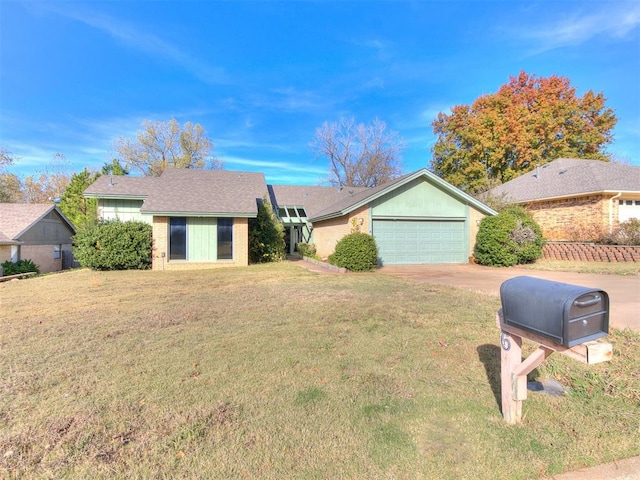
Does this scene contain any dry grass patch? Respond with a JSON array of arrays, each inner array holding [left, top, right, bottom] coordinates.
[[522, 260, 640, 276], [1, 263, 638, 479]]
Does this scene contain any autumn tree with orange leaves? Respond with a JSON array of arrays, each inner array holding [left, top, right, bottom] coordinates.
[[430, 72, 617, 194]]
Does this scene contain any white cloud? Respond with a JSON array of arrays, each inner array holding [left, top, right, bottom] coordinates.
[[33, 4, 229, 85], [517, 4, 640, 53]]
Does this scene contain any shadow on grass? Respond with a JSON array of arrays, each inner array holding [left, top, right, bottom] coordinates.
[[477, 344, 502, 411]]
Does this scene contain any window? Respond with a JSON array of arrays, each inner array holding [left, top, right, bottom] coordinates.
[[169, 217, 187, 260], [54, 245, 61, 259], [217, 218, 233, 260]]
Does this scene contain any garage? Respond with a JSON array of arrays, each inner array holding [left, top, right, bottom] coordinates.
[[373, 218, 467, 265]]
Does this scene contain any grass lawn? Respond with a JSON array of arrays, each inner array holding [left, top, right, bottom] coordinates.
[[521, 259, 640, 276], [1, 263, 638, 479]]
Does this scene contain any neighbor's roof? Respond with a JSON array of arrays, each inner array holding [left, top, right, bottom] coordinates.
[[0, 203, 75, 243], [84, 169, 267, 217], [489, 159, 640, 203], [305, 168, 497, 222]]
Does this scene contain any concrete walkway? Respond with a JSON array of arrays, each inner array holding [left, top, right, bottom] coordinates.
[[379, 264, 639, 332]]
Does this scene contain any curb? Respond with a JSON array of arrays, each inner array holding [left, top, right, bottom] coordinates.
[[543, 455, 640, 479]]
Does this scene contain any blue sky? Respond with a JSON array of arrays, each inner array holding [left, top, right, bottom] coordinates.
[[1, 1, 639, 185]]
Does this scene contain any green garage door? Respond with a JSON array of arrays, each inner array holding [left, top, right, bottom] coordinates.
[[373, 219, 467, 265]]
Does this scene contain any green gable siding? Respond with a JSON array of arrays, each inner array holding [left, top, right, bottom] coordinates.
[[99, 199, 152, 224], [370, 177, 466, 218], [187, 217, 217, 261]]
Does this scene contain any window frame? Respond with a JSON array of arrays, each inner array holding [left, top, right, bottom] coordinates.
[[169, 217, 187, 261], [217, 217, 233, 260]]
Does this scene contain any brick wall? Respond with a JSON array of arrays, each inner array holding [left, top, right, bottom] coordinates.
[[20, 244, 63, 272], [0, 245, 10, 263], [526, 194, 617, 241], [543, 242, 640, 262], [468, 208, 487, 257], [151, 216, 249, 270], [313, 206, 370, 259]]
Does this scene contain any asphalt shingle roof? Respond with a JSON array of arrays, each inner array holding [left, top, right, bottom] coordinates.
[[84, 169, 267, 216], [489, 158, 640, 203], [0, 203, 58, 242], [84, 175, 159, 198], [267, 184, 370, 219], [142, 169, 267, 215]]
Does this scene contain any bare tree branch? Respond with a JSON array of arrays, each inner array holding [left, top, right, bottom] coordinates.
[[312, 117, 404, 187]]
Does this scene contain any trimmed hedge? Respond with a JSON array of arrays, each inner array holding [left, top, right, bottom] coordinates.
[[328, 232, 378, 271], [1, 259, 40, 276], [73, 220, 153, 270], [474, 207, 545, 267]]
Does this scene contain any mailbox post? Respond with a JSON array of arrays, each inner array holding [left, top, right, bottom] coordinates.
[[497, 277, 613, 424]]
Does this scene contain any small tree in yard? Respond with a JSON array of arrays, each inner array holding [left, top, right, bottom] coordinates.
[[328, 232, 379, 271], [73, 220, 152, 270], [249, 198, 286, 263], [474, 207, 545, 267]]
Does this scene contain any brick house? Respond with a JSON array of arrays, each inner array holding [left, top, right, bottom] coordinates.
[[0, 203, 76, 273], [488, 159, 640, 241], [85, 168, 496, 269]]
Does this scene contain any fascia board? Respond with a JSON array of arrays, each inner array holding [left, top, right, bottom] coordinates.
[[142, 211, 257, 218], [513, 190, 640, 204]]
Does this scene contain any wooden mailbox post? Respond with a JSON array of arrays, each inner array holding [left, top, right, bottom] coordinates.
[[497, 309, 613, 424]]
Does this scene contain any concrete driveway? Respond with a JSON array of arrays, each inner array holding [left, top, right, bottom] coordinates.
[[379, 264, 639, 332]]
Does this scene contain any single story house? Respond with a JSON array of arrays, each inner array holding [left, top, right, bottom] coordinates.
[[488, 158, 640, 241], [0, 203, 76, 273], [84, 167, 496, 270]]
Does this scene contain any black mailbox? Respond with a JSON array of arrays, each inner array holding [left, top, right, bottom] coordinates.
[[500, 276, 609, 347]]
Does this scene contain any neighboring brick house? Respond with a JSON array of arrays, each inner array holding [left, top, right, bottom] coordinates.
[[488, 159, 640, 241], [0, 203, 76, 273], [85, 167, 496, 269]]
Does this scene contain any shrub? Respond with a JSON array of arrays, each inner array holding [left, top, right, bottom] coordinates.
[[297, 242, 317, 259], [249, 198, 286, 263], [328, 232, 378, 271], [600, 218, 640, 246], [1, 259, 40, 276], [73, 220, 152, 270], [474, 207, 545, 267]]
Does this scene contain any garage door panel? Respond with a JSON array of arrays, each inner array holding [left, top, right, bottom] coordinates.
[[373, 219, 466, 265]]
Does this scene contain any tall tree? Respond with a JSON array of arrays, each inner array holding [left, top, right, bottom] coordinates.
[[102, 159, 129, 176], [431, 72, 617, 193], [22, 153, 71, 203], [312, 116, 404, 187], [0, 148, 23, 203], [58, 168, 100, 228], [0, 147, 13, 168], [114, 119, 222, 176]]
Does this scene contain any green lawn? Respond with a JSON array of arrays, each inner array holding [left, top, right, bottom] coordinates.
[[1, 263, 638, 479], [522, 259, 640, 276]]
